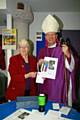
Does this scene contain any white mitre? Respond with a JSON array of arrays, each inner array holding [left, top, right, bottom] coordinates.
[[42, 14, 59, 33]]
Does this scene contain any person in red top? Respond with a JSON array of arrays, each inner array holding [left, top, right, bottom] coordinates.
[[0, 46, 6, 70], [6, 39, 37, 100]]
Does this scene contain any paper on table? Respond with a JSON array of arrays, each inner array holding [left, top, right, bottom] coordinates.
[[27, 110, 45, 120], [27, 110, 61, 120], [32, 109, 45, 115], [45, 110, 72, 120], [52, 103, 60, 110], [60, 117, 72, 120], [60, 106, 71, 115], [3, 108, 31, 120], [45, 110, 60, 120]]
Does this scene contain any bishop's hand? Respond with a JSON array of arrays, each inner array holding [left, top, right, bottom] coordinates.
[[61, 44, 71, 58]]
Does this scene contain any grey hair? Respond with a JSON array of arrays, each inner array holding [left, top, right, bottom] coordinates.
[[18, 39, 30, 49]]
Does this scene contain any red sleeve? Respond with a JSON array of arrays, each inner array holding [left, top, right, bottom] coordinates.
[[0, 47, 6, 70], [8, 56, 25, 82]]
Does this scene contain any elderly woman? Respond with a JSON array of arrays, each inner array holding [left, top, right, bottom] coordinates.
[[6, 39, 37, 100]]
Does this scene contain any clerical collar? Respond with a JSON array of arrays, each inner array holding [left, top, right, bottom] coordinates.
[[48, 43, 57, 48]]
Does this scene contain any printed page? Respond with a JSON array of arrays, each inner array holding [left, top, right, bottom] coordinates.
[[52, 103, 60, 110], [3, 108, 31, 120], [41, 57, 58, 79], [60, 106, 71, 115], [36, 72, 45, 84], [45, 110, 60, 120]]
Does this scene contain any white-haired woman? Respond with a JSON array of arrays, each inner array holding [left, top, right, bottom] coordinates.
[[6, 39, 37, 100]]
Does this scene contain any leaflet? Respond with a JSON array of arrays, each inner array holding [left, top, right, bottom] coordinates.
[[36, 57, 58, 84], [3, 108, 31, 120]]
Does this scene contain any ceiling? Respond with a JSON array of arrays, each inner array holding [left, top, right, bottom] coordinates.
[[26, 0, 80, 12]]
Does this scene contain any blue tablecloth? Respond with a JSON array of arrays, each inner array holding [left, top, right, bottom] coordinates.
[[0, 101, 80, 120]]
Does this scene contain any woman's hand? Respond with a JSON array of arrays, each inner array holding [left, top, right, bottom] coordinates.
[[25, 72, 37, 79], [29, 72, 37, 78]]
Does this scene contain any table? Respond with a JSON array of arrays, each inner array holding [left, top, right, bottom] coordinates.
[[0, 101, 80, 120]]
